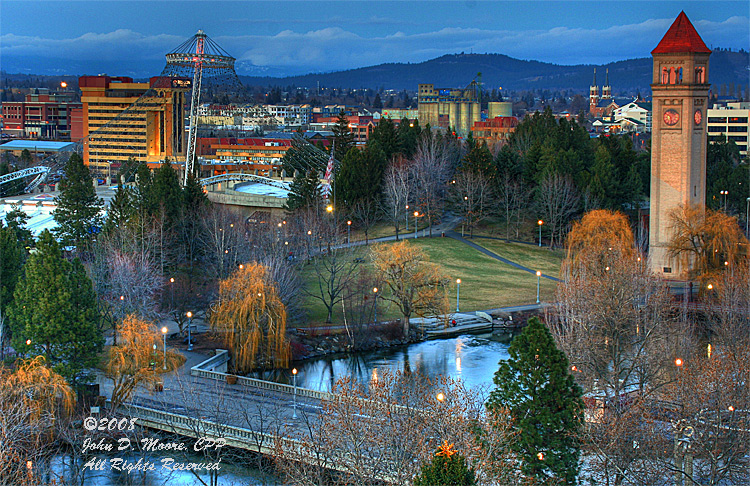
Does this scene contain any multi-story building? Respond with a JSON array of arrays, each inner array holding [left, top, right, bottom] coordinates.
[[197, 137, 292, 177], [707, 101, 749, 155], [2, 88, 81, 139], [418, 83, 480, 137], [74, 75, 189, 171], [613, 100, 652, 133], [309, 115, 375, 144], [471, 116, 518, 144]]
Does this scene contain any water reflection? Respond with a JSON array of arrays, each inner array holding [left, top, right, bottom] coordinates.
[[283, 334, 510, 392]]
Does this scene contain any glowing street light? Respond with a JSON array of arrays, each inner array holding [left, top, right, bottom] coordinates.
[[186, 311, 193, 351], [373, 287, 379, 323], [436, 392, 445, 403], [405, 204, 409, 230], [455, 279, 461, 312], [536, 271, 542, 304], [326, 205, 333, 213], [414, 211, 419, 239], [292, 368, 298, 419], [347, 220, 352, 245], [161, 326, 168, 370], [537, 220, 543, 247]]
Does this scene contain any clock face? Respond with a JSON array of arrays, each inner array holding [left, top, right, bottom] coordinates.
[[694, 109, 702, 125], [663, 109, 680, 126]]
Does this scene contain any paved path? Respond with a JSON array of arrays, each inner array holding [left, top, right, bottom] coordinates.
[[445, 230, 561, 282]]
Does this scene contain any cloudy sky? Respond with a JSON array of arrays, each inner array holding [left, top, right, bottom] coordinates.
[[1, 1, 748, 77]]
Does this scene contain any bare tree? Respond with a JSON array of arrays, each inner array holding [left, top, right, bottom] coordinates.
[[448, 169, 495, 238], [498, 172, 529, 240], [382, 158, 412, 240], [536, 173, 579, 248], [410, 136, 454, 237], [200, 205, 246, 279], [371, 240, 449, 336], [303, 245, 361, 324]]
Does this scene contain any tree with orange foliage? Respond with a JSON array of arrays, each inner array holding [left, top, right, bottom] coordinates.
[[209, 263, 290, 373], [104, 314, 183, 410], [371, 240, 449, 337], [667, 203, 749, 285], [0, 356, 74, 484], [564, 209, 636, 277]]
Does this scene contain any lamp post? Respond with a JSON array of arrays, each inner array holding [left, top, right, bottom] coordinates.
[[537, 220, 543, 247], [414, 211, 419, 239], [373, 287, 378, 323], [720, 190, 728, 210], [347, 220, 351, 245], [405, 204, 409, 231], [455, 279, 461, 312], [746, 197, 749, 235], [186, 311, 193, 351], [292, 368, 298, 419], [536, 271, 542, 304], [161, 326, 168, 370], [169, 277, 174, 310]]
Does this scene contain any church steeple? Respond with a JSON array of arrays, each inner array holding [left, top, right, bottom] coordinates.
[[602, 68, 612, 100], [589, 68, 599, 113]]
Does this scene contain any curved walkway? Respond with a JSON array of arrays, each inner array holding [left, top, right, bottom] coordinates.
[[445, 230, 560, 282]]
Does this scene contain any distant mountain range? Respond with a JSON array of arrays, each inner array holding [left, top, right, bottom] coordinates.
[[239, 51, 749, 94]]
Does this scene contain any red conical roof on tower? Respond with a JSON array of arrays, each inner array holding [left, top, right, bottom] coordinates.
[[652, 11, 711, 54]]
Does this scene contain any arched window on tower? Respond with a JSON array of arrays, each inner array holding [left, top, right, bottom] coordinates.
[[695, 67, 705, 84], [678, 68, 683, 84], [669, 67, 676, 84], [662, 67, 669, 84]]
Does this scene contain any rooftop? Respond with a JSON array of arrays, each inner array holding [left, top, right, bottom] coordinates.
[[0, 140, 76, 152], [652, 11, 711, 55]]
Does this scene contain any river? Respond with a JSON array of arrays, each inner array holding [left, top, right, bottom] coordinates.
[[52, 333, 509, 485]]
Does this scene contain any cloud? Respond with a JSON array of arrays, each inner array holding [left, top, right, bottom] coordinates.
[[2, 16, 747, 76]]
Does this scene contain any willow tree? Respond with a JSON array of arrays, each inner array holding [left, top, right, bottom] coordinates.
[[0, 356, 74, 483], [371, 240, 449, 337], [105, 314, 183, 410], [667, 203, 749, 285], [564, 209, 636, 277], [210, 263, 290, 373]]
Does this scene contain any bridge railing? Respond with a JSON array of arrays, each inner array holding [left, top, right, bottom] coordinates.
[[191, 350, 333, 401], [200, 173, 291, 191]]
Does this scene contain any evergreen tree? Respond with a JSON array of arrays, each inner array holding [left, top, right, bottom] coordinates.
[[104, 184, 135, 233], [0, 221, 25, 333], [9, 230, 103, 386], [370, 117, 400, 161], [4, 203, 33, 250], [335, 144, 386, 209], [372, 93, 383, 110], [285, 169, 322, 212], [462, 141, 497, 180], [150, 159, 183, 226], [331, 110, 355, 157], [487, 316, 583, 484], [20, 148, 33, 168], [396, 117, 421, 159], [53, 153, 104, 249], [413, 441, 476, 486]]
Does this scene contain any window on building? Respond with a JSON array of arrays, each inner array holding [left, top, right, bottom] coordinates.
[[728, 117, 748, 124], [708, 117, 727, 123], [708, 126, 725, 132], [728, 126, 747, 133]]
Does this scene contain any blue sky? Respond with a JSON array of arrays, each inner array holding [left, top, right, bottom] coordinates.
[[2, 1, 748, 77]]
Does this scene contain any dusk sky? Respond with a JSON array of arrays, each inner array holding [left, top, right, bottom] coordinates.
[[2, 1, 748, 77]]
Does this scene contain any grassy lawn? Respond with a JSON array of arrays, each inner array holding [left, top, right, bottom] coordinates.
[[298, 237, 561, 327], [471, 238, 565, 278]]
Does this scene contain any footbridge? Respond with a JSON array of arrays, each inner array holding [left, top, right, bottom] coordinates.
[[200, 173, 291, 191], [0, 166, 51, 193]]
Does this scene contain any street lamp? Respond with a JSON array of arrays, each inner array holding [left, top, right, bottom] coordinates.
[[161, 326, 168, 370], [169, 277, 174, 310], [436, 392, 445, 403], [537, 220, 543, 247], [405, 204, 409, 230], [326, 205, 333, 214], [536, 271, 542, 304], [186, 311, 193, 351], [347, 220, 351, 245], [455, 279, 461, 312], [414, 211, 419, 239], [292, 368, 298, 419], [373, 287, 379, 323], [720, 190, 728, 210]]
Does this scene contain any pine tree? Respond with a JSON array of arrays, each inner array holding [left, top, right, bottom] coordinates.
[[331, 110, 355, 157], [150, 159, 183, 227], [487, 316, 583, 484], [0, 222, 25, 335], [413, 441, 476, 486], [104, 184, 135, 233], [53, 152, 104, 249], [9, 230, 103, 386], [285, 169, 322, 212], [370, 117, 400, 161]]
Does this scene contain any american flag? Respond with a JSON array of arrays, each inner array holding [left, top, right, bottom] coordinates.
[[322, 153, 334, 199]]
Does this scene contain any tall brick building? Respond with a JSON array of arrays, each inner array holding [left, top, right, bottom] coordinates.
[[649, 12, 711, 277]]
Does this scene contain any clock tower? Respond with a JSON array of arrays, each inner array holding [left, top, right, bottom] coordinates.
[[649, 11, 711, 277]]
